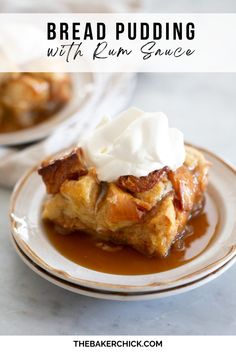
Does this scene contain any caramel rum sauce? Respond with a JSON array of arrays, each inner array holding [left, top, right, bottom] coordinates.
[[44, 194, 218, 275]]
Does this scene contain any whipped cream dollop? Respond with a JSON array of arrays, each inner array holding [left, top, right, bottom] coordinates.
[[82, 107, 185, 182]]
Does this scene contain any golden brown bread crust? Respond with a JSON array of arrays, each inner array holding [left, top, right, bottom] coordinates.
[[40, 145, 209, 257], [168, 165, 197, 211], [116, 167, 169, 193], [38, 148, 87, 195]]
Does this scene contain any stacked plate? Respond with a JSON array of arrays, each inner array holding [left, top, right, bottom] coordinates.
[[10, 147, 236, 300]]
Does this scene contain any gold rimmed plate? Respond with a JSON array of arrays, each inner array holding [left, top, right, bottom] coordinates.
[[9, 145, 236, 298], [11, 233, 236, 301]]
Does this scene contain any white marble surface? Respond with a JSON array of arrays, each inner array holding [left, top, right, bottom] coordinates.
[[0, 73, 236, 335]]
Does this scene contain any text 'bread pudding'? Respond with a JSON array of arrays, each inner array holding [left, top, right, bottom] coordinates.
[[38, 108, 209, 257]]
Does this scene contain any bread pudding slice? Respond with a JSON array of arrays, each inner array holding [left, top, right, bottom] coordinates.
[[39, 145, 209, 257], [0, 72, 71, 133]]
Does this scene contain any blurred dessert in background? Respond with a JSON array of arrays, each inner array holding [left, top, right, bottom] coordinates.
[[0, 72, 72, 133]]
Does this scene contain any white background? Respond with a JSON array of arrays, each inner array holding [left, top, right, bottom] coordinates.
[[0, 13, 235, 72]]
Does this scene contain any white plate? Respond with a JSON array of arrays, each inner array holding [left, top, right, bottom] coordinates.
[[10, 145, 236, 296], [11, 234, 236, 301], [0, 73, 94, 146]]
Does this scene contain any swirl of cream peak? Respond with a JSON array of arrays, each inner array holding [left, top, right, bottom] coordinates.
[[0, 23, 65, 71], [81, 107, 186, 182]]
